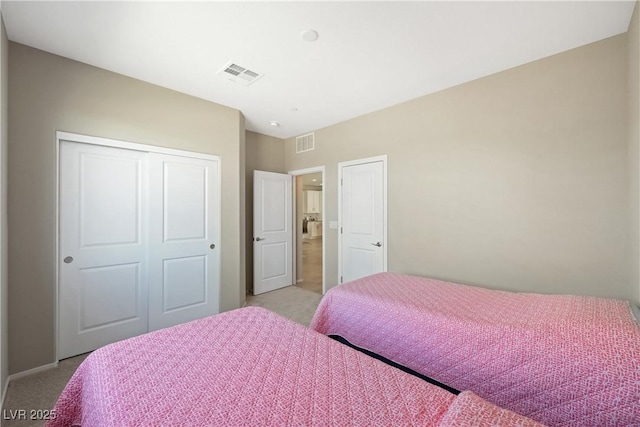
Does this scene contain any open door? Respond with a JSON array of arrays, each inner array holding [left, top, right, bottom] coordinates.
[[253, 170, 293, 294]]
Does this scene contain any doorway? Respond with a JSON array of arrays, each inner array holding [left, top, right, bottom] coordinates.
[[289, 167, 325, 295]]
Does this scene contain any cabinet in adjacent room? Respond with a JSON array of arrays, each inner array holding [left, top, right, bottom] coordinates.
[[309, 221, 323, 239], [304, 190, 322, 214]]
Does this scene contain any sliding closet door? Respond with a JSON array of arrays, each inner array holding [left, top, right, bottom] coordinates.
[[147, 154, 220, 331], [59, 135, 221, 359], [59, 141, 149, 359]]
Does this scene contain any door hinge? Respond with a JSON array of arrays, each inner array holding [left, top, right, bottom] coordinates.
[[341, 178, 343, 186], [340, 276, 343, 283], [340, 227, 343, 234]]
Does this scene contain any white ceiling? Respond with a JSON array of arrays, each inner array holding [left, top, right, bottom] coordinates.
[[301, 172, 323, 187], [2, 1, 635, 139]]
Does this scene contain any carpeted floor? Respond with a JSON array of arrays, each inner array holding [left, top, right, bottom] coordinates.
[[246, 284, 323, 326], [1, 285, 323, 427]]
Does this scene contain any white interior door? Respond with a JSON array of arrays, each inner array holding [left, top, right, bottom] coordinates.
[[340, 158, 386, 283], [148, 154, 220, 331], [254, 170, 293, 294], [59, 141, 149, 359]]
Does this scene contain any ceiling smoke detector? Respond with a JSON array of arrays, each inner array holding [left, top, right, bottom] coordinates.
[[301, 29, 319, 42], [217, 62, 264, 86]]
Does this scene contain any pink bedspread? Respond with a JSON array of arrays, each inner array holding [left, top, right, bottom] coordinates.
[[310, 272, 640, 427], [47, 306, 541, 427]]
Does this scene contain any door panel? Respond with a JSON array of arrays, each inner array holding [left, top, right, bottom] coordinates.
[[59, 141, 149, 359], [254, 171, 292, 294], [80, 263, 140, 330], [263, 179, 288, 231], [80, 154, 141, 246], [148, 154, 219, 331], [349, 172, 375, 235], [163, 162, 207, 241], [341, 160, 385, 283], [162, 256, 206, 312], [345, 248, 375, 282], [262, 242, 287, 279]]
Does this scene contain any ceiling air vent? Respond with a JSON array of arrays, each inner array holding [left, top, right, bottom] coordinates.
[[217, 62, 263, 86], [296, 133, 315, 153]]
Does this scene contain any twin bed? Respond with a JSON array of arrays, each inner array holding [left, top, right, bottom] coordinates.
[[48, 272, 640, 426], [311, 272, 640, 427]]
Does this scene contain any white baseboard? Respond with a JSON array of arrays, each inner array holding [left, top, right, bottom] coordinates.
[[7, 361, 58, 382]]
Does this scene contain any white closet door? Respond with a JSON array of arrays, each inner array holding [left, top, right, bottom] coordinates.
[[341, 160, 385, 283], [59, 141, 149, 359], [147, 154, 220, 331]]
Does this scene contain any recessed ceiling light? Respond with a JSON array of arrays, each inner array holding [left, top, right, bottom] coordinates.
[[301, 29, 319, 42], [312, 179, 317, 182], [269, 121, 280, 127]]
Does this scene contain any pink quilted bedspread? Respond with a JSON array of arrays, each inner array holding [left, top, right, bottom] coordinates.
[[310, 272, 640, 427], [47, 306, 541, 427]]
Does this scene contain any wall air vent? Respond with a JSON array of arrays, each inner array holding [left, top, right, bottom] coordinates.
[[296, 133, 315, 153], [217, 62, 263, 86]]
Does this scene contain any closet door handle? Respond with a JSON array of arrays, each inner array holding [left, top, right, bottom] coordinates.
[[255, 237, 265, 242], [63, 256, 74, 264], [371, 242, 382, 247]]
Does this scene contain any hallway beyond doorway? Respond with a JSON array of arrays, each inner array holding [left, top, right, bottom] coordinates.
[[297, 237, 322, 294]]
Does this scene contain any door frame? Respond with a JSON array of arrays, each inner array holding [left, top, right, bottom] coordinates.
[[288, 166, 326, 294], [338, 155, 388, 285], [55, 131, 221, 361]]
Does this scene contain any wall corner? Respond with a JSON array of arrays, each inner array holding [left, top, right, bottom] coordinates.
[[629, 1, 640, 305]]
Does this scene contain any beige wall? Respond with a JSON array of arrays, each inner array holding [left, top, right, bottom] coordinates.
[[286, 35, 631, 301], [244, 131, 285, 294], [1, 16, 8, 397], [8, 43, 244, 374], [629, 3, 640, 305]]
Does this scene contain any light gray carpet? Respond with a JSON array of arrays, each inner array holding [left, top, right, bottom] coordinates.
[[1, 285, 323, 427], [1, 353, 90, 427], [246, 284, 323, 326]]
